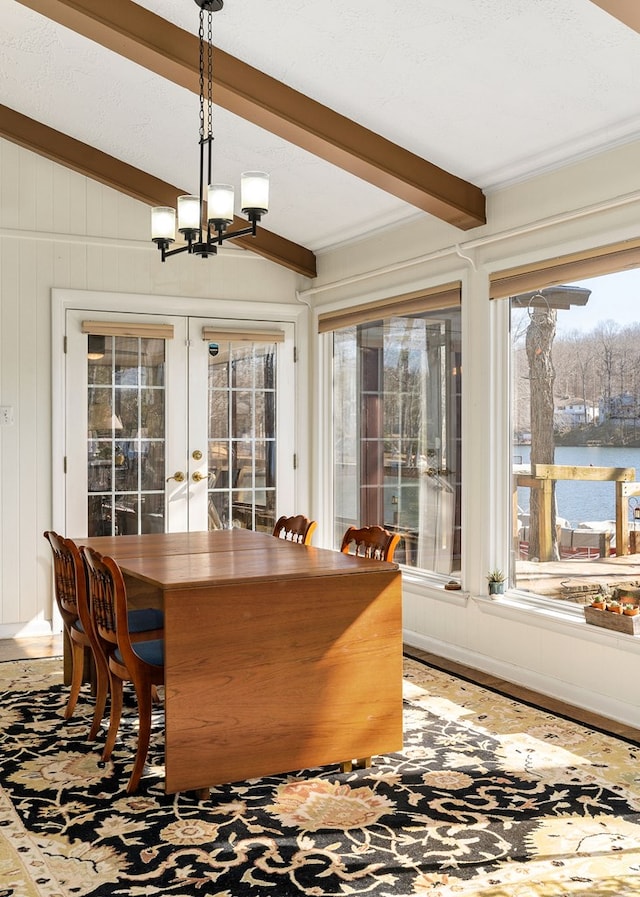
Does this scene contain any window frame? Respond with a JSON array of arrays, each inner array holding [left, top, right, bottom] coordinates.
[[321, 283, 463, 580]]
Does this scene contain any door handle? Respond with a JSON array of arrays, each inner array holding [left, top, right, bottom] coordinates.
[[166, 471, 185, 483], [191, 471, 206, 482]]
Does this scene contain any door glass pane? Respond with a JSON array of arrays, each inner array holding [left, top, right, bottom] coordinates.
[[86, 335, 166, 536], [333, 310, 462, 574], [207, 341, 277, 532]]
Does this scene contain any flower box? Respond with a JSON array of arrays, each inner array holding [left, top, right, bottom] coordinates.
[[584, 605, 640, 635]]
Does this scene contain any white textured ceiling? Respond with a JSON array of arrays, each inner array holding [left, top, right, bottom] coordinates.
[[2, 0, 640, 253]]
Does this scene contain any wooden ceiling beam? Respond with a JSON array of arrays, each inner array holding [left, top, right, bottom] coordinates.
[[0, 105, 317, 278], [16, 0, 486, 230], [588, 1, 640, 33]]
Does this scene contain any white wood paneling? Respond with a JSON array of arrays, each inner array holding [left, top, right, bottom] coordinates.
[[0, 241, 20, 625]]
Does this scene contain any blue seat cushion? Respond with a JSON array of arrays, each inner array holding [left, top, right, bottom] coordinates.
[[114, 639, 164, 668], [127, 607, 164, 633]]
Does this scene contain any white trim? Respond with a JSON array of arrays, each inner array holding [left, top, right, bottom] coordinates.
[[0, 619, 57, 640], [52, 288, 304, 322], [402, 568, 469, 606], [52, 288, 307, 537], [299, 188, 640, 300], [0, 227, 266, 260], [314, 330, 335, 548]]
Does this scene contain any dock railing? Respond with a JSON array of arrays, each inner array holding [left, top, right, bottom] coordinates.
[[514, 464, 637, 561]]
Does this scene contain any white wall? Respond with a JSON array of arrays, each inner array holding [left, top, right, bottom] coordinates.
[[3, 133, 640, 727]]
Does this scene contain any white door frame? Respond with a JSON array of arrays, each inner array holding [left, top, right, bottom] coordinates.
[[52, 288, 309, 535]]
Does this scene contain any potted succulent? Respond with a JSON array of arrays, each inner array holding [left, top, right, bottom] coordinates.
[[623, 603, 639, 617], [590, 594, 606, 610], [606, 599, 623, 614], [487, 569, 506, 596]]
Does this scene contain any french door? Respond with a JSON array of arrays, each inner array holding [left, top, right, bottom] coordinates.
[[64, 310, 294, 537]]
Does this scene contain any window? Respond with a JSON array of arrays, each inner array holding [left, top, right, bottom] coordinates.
[[85, 325, 171, 536], [206, 339, 278, 532], [504, 255, 640, 603], [326, 288, 461, 574]]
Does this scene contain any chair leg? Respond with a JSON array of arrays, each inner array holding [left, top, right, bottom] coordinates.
[[64, 640, 86, 719], [88, 654, 109, 741], [126, 684, 154, 795], [102, 674, 123, 763]]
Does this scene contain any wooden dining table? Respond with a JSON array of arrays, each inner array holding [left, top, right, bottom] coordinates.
[[79, 529, 403, 794]]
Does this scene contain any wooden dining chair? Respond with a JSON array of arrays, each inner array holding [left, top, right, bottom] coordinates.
[[340, 524, 401, 563], [81, 546, 164, 795], [45, 531, 164, 740], [44, 531, 109, 738], [339, 523, 400, 774], [272, 514, 317, 545]]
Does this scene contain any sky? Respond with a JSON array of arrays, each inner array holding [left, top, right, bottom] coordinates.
[[554, 268, 640, 335]]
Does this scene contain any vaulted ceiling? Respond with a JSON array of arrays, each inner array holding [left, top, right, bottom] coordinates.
[[2, 0, 640, 279]]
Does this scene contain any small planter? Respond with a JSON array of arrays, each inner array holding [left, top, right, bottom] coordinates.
[[486, 570, 505, 596], [606, 602, 623, 614], [590, 600, 606, 610], [623, 605, 639, 617], [585, 604, 640, 635]]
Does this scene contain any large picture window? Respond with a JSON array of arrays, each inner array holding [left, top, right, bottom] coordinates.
[[498, 242, 640, 603], [326, 289, 461, 574]]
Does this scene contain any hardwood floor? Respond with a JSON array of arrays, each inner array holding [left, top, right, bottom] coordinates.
[[1, 635, 638, 744], [0, 633, 63, 662]]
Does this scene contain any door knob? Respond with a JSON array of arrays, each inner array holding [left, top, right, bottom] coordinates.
[[192, 470, 206, 482], [166, 471, 185, 483]]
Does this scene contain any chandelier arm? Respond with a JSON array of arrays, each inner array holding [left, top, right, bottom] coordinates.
[[216, 222, 257, 244], [158, 243, 192, 262]]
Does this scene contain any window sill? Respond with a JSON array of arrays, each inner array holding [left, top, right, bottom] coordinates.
[[474, 589, 640, 653], [401, 567, 469, 607]]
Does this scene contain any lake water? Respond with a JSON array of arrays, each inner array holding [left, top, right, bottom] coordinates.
[[514, 445, 640, 527]]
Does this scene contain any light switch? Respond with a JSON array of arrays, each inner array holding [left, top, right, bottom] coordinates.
[[0, 406, 15, 425]]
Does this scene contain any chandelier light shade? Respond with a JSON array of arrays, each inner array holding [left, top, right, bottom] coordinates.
[[240, 172, 270, 216], [208, 184, 234, 225], [151, 0, 269, 262], [151, 207, 176, 242], [177, 195, 201, 236]]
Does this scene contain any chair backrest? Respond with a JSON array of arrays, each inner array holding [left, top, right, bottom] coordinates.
[[273, 514, 317, 545], [340, 525, 401, 563], [44, 531, 90, 631], [81, 546, 136, 667]]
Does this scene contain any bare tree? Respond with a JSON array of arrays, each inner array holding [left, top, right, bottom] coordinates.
[[526, 305, 558, 560], [594, 320, 620, 412]]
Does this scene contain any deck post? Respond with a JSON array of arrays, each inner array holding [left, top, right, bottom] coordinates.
[[617, 480, 629, 557]]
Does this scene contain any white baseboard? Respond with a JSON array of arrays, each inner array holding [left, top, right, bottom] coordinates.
[[0, 620, 58, 640], [403, 627, 640, 731]]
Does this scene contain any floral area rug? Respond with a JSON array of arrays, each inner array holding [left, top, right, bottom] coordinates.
[[1, 656, 640, 897]]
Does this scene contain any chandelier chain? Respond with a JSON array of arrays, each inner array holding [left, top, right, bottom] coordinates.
[[207, 9, 213, 142], [198, 8, 205, 141]]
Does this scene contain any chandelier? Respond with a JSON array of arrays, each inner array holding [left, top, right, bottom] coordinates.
[[151, 0, 269, 262]]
